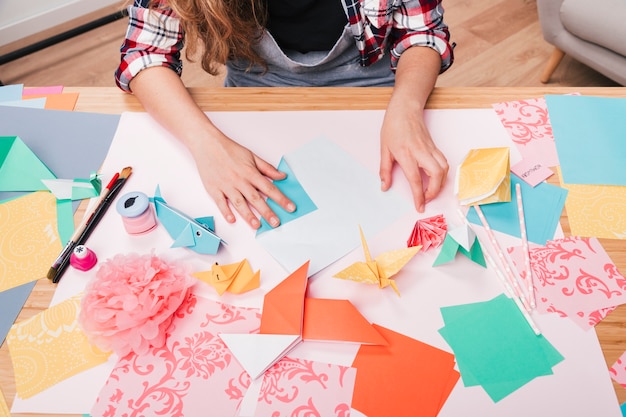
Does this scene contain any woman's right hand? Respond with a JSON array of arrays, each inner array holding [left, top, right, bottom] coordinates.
[[130, 67, 295, 229]]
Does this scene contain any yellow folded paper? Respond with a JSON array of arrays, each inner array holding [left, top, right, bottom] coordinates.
[[193, 259, 260, 295], [334, 226, 421, 296], [456, 147, 511, 206]]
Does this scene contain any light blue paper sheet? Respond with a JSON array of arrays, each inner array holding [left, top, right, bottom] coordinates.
[[545, 94, 626, 186], [467, 173, 567, 245]]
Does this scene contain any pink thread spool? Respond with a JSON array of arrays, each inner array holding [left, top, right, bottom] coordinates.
[[116, 191, 157, 235], [70, 245, 98, 271]]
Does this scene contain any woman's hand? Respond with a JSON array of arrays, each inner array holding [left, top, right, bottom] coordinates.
[[379, 100, 448, 212], [379, 46, 449, 212], [190, 131, 295, 229]]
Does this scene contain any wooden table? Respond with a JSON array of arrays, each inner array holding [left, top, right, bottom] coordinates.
[[2, 86, 626, 416]]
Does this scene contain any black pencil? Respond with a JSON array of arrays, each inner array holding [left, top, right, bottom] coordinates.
[[48, 166, 132, 283]]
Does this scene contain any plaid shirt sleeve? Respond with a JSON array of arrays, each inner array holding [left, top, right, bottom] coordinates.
[[115, 0, 184, 92], [345, 0, 453, 73]]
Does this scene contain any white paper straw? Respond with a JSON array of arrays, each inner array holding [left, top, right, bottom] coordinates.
[[516, 183, 535, 309], [457, 209, 541, 335]]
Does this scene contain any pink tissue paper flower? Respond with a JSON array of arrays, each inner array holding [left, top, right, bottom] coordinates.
[[78, 252, 196, 357]]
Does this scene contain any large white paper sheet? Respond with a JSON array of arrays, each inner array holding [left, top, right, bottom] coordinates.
[[257, 136, 412, 274], [12, 109, 620, 417]]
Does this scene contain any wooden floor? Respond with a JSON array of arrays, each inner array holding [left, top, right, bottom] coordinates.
[[0, 0, 620, 88]]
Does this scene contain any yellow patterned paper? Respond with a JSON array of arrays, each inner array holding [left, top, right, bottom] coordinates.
[[0, 387, 9, 417], [6, 295, 111, 399], [456, 147, 511, 206], [0, 191, 62, 291], [557, 168, 626, 239]]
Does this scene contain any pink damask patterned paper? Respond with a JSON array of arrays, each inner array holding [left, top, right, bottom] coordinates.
[[609, 351, 626, 388], [492, 97, 560, 168], [91, 293, 356, 417], [507, 237, 626, 329]]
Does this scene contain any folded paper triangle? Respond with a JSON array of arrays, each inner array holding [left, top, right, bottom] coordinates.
[[0, 136, 56, 192], [218, 333, 301, 379]]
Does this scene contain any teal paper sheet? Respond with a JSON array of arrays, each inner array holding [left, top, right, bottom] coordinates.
[[439, 294, 564, 402], [257, 157, 318, 234], [545, 94, 626, 186]]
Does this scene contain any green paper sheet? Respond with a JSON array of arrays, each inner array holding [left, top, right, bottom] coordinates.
[[0, 136, 56, 192], [439, 294, 564, 402]]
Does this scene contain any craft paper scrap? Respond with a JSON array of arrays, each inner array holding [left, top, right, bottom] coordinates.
[[492, 97, 560, 168], [0, 281, 36, 346], [545, 95, 626, 186], [511, 158, 553, 187], [609, 351, 626, 389], [456, 147, 511, 206], [257, 157, 317, 234], [23, 92, 79, 111], [351, 324, 459, 417], [23, 85, 64, 96], [0, 388, 8, 417], [0, 98, 46, 109], [91, 293, 356, 417], [42, 174, 102, 200], [467, 173, 567, 245], [407, 213, 447, 250], [193, 259, 260, 295], [433, 224, 486, 267], [439, 294, 564, 402], [0, 136, 56, 192], [0, 191, 62, 292], [0, 83, 23, 101], [6, 295, 111, 399], [255, 136, 412, 275], [333, 226, 421, 296], [556, 167, 626, 240], [507, 236, 626, 330]]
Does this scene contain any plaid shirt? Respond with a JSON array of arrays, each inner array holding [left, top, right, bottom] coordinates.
[[116, 0, 453, 92]]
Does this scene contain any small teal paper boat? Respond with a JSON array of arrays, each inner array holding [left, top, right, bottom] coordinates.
[[152, 185, 224, 254]]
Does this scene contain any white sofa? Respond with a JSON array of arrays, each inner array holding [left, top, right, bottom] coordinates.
[[537, 0, 626, 85]]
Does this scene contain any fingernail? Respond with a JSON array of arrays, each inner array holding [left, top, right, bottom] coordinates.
[[270, 216, 280, 227], [287, 203, 296, 212], [226, 214, 235, 223], [251, 218, 261, 229]]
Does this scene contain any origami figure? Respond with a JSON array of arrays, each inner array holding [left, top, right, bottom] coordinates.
[[152, 185, 224, 254], [334, 226, 421, 296]]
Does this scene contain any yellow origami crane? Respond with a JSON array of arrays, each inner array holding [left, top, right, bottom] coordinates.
[[333, 227, 421, 296], [192, 259, 260, 295]]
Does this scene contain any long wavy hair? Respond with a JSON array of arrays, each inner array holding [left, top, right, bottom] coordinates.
[[148, 0, 267, 75]]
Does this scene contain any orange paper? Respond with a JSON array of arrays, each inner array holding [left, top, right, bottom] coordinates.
[[351, 324, 459, 417], [23, 93, 79, 111], [303, 298, 387, 345]]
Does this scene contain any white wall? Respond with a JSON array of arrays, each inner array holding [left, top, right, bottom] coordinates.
[[0, 0, 122, 48]]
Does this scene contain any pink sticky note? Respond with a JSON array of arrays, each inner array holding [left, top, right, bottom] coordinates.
[[91, 293, 356, 417], [22, 86, 64, 96], [507, 237, 626, 329], [511, 159, 554, 187], [493, 97, 560, 168]]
